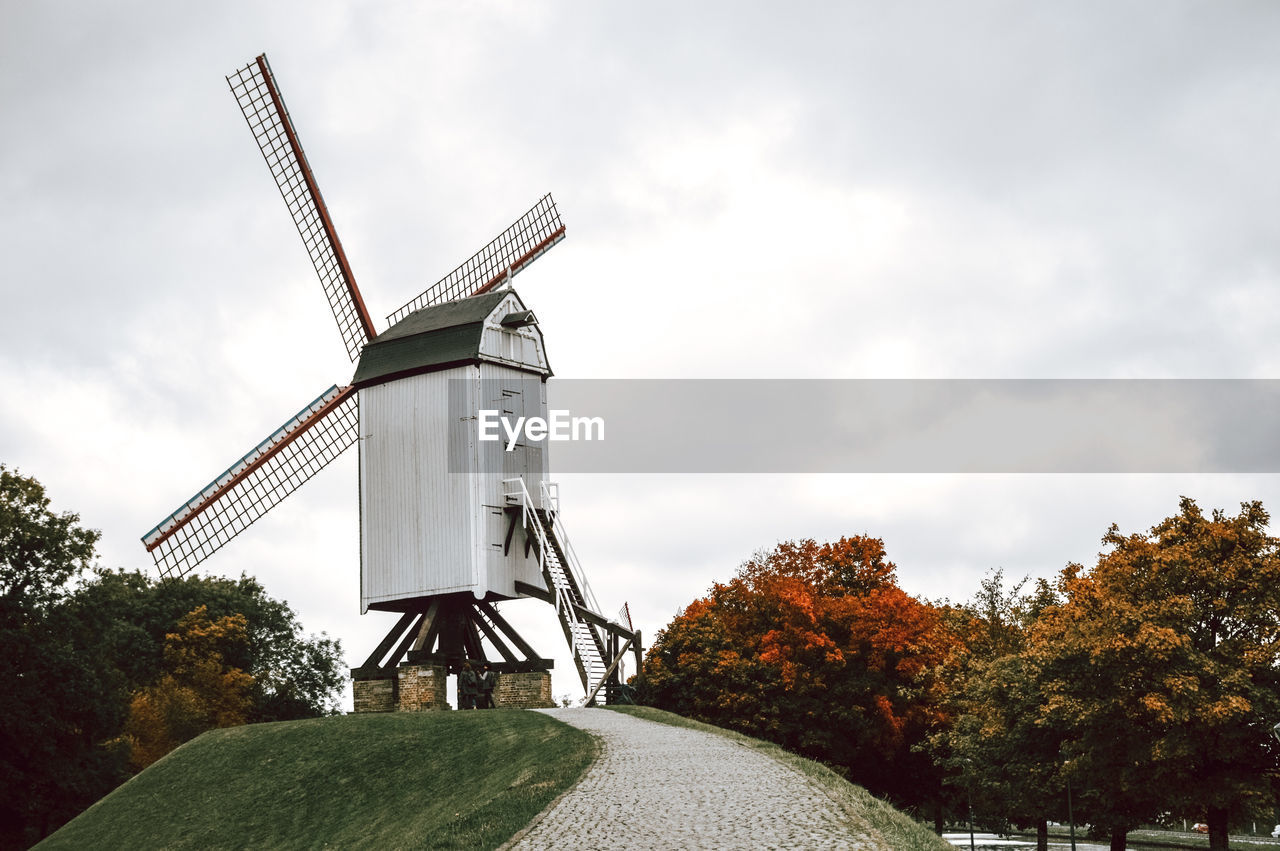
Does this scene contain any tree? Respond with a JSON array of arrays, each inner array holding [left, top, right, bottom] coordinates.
[[124, 605, 254, 769], [1031, 498, 1280, 851], [67, 569, 345, 721], [639, 537, 956, 809], [0, 466, 126, 848], [928, 571, 1065, 849], [0, 464, 99, 621], [0, 465, 347, 846]]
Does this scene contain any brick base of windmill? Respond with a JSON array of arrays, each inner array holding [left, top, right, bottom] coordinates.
[[353, 666, 554, 713], [348, 592, 558, 712]]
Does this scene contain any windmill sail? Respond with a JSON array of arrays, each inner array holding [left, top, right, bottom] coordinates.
[[386, 194, 565, 326], [227, 55, 376, 361], [142, 386, 358, 580]]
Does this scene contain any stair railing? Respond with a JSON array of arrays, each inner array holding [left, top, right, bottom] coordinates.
[[503, 476, 595, 685], [537, 479, 602, 617]]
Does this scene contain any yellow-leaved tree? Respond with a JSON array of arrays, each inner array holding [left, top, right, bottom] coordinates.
[[1030, 498, 1280, 851], [124, 605, 254, 769]]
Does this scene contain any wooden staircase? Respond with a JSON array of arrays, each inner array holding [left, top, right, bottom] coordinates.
[[534, 507, 608, 695], [505, 478, 641, 705]]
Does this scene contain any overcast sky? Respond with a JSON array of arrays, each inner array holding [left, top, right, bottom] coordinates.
[[4, 2, 1280, 703]]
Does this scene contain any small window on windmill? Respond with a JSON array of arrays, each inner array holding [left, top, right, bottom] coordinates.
[[499, 311, 536, 362]]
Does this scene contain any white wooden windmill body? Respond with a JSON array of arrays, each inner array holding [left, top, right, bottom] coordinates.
[[354, 289, 549, 610], [140, 54, 640, 708]]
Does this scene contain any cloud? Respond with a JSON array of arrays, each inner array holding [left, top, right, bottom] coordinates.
[[4, 1, 1280, 704]]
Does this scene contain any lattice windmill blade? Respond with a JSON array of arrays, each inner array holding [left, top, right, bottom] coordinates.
[[141, 386, 359, 581], [386, 194, 566, 325], [227, 55, 377, 361]]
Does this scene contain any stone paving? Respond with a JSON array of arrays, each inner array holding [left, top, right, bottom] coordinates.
[[504, 708, 880, 850]]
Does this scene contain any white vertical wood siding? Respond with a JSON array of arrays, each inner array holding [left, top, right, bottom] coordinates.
[[475, 363, 550, 597], [359, 368, 478, 611]]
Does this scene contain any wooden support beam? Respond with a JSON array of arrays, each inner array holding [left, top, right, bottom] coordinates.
[[436, 600, 467, 660], [515, 579, 553, 603], [462, 615, 486, 660], [471, 607, 520, 663], [476, 600, 542, 661], [502, 511, 518, 556], [609, 631, 620, 685], [570, 603, 636, 641], [632, 629, 643, 674], [585, 637, 633, 707], [410, 599, 448, 662], [412, 598, 442, 652], [384, 613, 426, 669], [360, 611, 418, 669]]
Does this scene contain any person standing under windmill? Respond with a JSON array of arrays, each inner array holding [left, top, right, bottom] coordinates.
[[459, 662, 479, 710], [479, 664, 498, 709]]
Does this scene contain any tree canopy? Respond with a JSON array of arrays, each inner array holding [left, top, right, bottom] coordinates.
[[68, 568, 346, 723], [0, 465, 346, 847], [1030, 498, 1280, 850], [933, 499, 1280, 851], [0, 464, 99, 620], [0, 466, 122, 846], [639, 536, 957, 809], [124, 605, 255, 769], [927, 571, 1065, 847], [641, 501, 1280, 851]]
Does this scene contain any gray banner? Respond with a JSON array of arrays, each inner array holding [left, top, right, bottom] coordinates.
[[450, 379, 1280, 473]]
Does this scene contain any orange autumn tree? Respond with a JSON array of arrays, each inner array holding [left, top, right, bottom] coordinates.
[[639, 536, 956, 807], [124, 605, 253, 769], [1030, 498, 1280, 851]]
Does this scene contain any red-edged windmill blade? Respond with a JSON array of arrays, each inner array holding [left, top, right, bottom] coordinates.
[[141, 54, 565, 583], [141, 385, 358, 581], [387, 193, 565, 325], [228, 54, 375, 361]]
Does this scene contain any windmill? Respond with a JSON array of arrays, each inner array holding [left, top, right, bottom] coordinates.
[[141, 54, 640, 710]]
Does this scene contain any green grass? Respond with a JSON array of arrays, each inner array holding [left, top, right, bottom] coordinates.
[[38, 705, 955, 849], [38, 710, 595, 851], [608, 705, 953, 851]]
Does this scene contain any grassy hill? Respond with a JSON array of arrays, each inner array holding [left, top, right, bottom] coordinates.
[[37, 710, 595, 851], [40, 706, 949, 850]]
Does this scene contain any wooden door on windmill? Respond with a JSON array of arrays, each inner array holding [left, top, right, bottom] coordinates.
[[475, 377, 534, 552], [478, 376, 541, 469], [500, 377, 545, 489]]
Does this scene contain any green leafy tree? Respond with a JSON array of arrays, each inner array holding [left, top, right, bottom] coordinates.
[[0, 466, 127, 848], [927, 571, 1065, 849], [0, 465, 346, 846], [0, 465, 98, 621], [67, 569, 345, 721]]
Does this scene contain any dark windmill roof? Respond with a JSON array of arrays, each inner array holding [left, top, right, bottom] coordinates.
[[351, 290, 547, 389]]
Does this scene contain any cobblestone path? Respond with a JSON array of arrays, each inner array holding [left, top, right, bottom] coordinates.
[[504, 708, 879, 850]]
